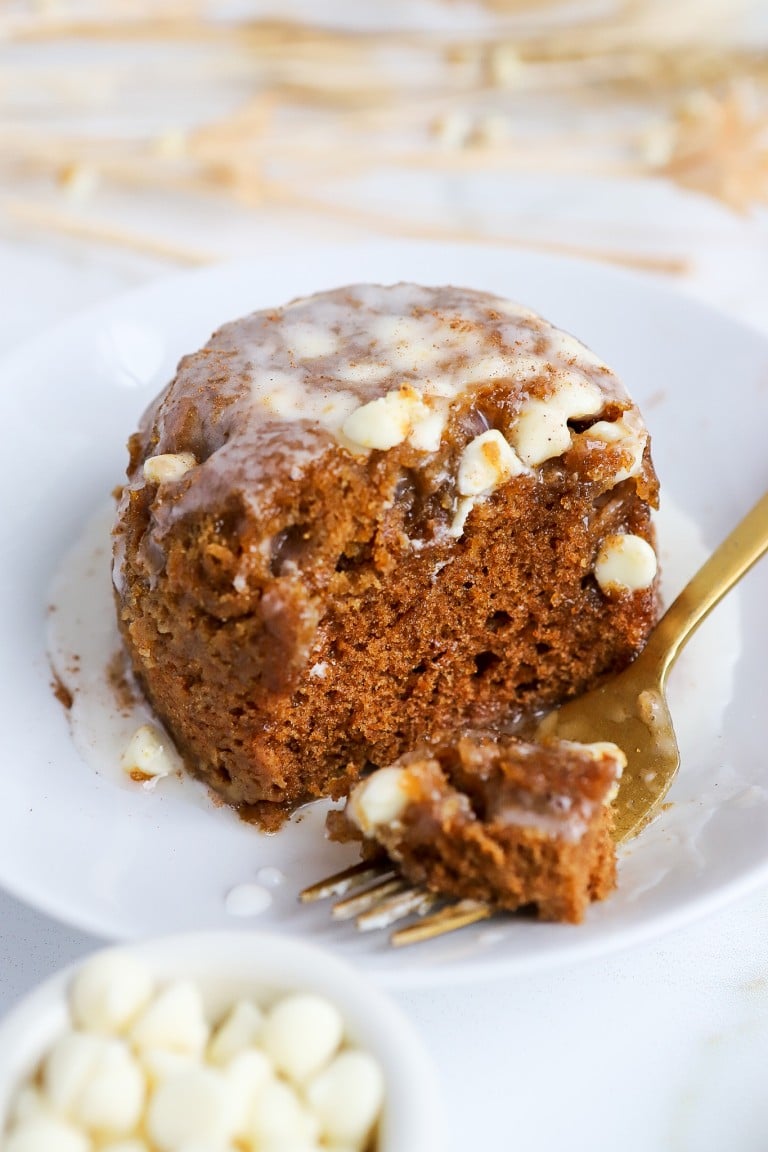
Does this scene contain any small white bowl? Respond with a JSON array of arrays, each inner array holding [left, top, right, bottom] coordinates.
[[0, 931, 444, 1151]]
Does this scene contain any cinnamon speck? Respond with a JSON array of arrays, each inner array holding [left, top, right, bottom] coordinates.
[[51, 674, 73, 711]]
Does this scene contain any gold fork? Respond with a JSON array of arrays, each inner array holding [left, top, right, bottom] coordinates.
[[302, 490, 768, 945]]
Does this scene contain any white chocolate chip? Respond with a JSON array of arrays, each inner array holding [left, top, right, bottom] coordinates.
[[306, 1050, 385, 1148], [3, 1118, 92, 1152], [42, 1033, 145, 1136], [557, 740, 626, 803], [449, 496, 475, 538], [511, 378, 604, 466], [120, 724, 178, 783], [347, 767, 410, 836], [407, 405, 446, 452], [261, 994, 343, 1083], [143, 452, 196, 484], [146, 1067, 238, 1152], [9, 1088, 51, 1125], [341, 394, 411, 451], [42, 1032, 105, 1114], [70, 951, 153, 1036], [100, 1141, 150, 1152], [511, 399, 571, 466], [579, 741, 627, 771], [224, 1049, 274, 1135], [342, 385, 444, 453], [130, 980, 209, 1057], [208, 1000, 264, 1066], [594, 534, 657, 592], [70, 1046, 145, 1137], [457, 429, 524, 496], [176, 1145, 239, 1152], [140, 1049, 196, 1085], [585, 414, 647, 484], [549, 377, 604, 419], [243, 1076, 320, 1148]]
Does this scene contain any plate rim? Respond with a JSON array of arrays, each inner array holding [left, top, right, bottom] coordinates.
[[2, 241, 768, 985]]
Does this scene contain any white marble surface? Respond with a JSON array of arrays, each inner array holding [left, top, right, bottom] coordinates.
[[2, 188, 768, 1150]]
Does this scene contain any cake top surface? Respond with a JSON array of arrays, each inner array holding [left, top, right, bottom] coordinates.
[[120, 282, 654, 578], [199, 282, 624, 436]]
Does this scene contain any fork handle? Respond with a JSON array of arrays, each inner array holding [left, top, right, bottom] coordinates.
[[642, 489, 768, 683]]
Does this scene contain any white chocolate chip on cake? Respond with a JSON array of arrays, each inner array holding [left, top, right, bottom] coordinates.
[[70, 951, 153, 1036], [342, 385, 444, 453], [578, 741, 627, 770], [511, 378, 604, 466], [457, 429, 524, 496], [347, 767, 411, 835], [585, 414, 647, 484], [548, 377, 604, 419], [594, 534, 657, 592], [341, 393, 411, 450], [120, 724, 177, 783], [261, 993, 343, 1083], [408, 405, 446, 452], [511, 399, 571, 466], [143, 452, 196, 484], [557, 741, 626, 802], [449, 496, 475, 538]]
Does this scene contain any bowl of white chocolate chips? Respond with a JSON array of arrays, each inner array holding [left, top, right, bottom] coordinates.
[[0, 932, 443, 1152]]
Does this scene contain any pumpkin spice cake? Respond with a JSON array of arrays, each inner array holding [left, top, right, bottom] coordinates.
[[113, 283, 659, 840], [336, 732, 627, 923]]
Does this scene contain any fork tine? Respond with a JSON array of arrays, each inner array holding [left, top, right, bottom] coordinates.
[[356, 885, 439, 932], [299, 860, 394, 903], [331, 876, 408, 921], [390, 899, 491, 947]]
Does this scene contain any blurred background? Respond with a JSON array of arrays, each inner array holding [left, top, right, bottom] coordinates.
[[2, 0, 768, 327]]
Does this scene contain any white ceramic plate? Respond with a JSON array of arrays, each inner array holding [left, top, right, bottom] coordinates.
[[2, 243, 767, 987]]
